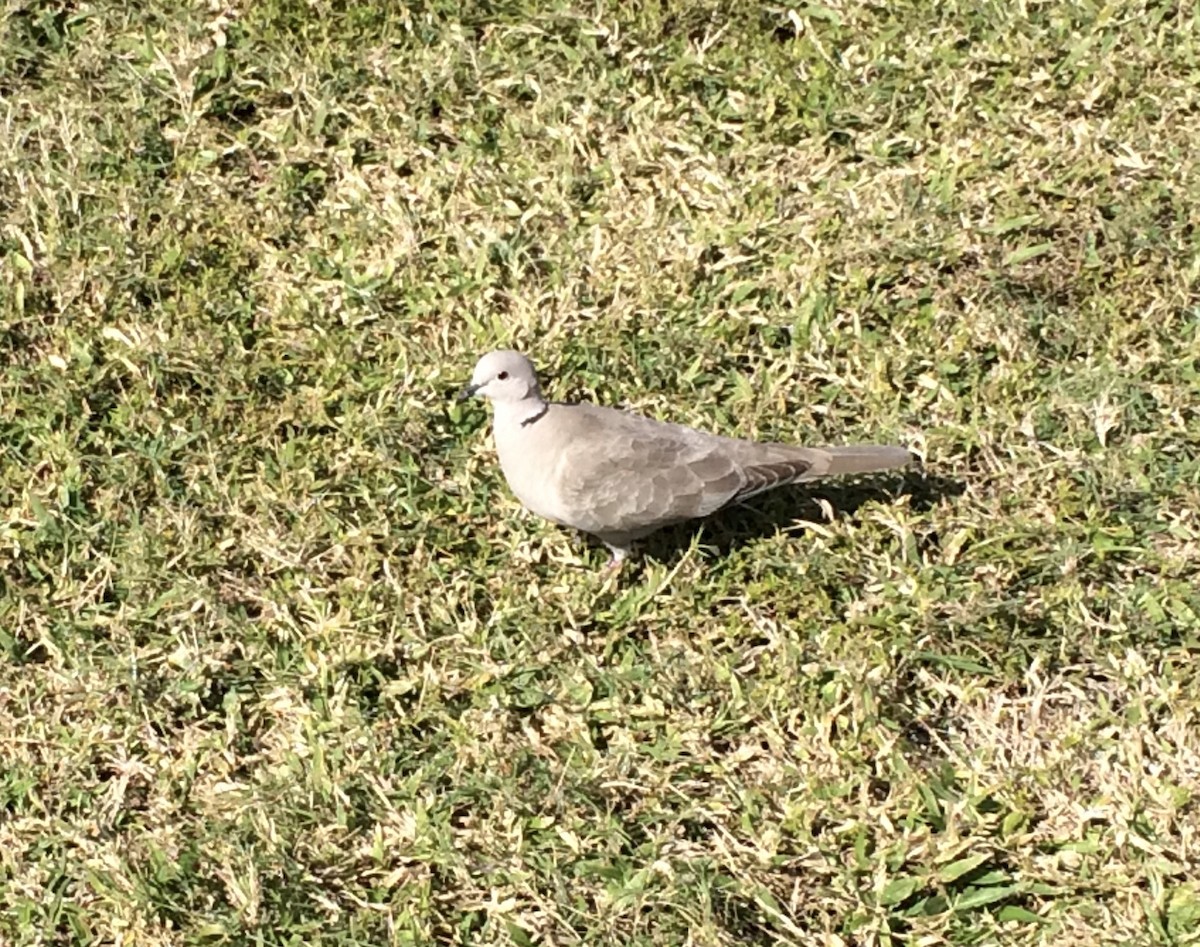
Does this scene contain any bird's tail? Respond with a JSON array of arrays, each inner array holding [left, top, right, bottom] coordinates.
[[732, 444, 912, 502], [813, 444, 913, 478]]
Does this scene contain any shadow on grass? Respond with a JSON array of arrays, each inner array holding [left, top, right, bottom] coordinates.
[[623, 469, 966, 568]]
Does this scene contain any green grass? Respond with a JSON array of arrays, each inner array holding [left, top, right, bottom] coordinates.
[[3, 0, 1200, 943]]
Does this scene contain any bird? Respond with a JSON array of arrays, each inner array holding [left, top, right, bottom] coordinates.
[[459, 350, 912, 568]]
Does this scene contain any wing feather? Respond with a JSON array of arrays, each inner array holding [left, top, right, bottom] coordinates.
[[552, 405, 746, 537]]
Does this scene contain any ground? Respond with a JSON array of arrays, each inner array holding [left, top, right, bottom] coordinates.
[[2, 0, 1199, 944]]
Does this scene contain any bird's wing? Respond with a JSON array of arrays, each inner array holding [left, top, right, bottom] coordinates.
[[548, 404, 748, 538]]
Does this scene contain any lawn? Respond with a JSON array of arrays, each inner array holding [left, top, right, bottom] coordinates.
[[2, 0, 1199, 944]]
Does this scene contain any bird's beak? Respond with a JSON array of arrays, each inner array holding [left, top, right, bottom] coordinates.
[[457, 383, 480, 402]]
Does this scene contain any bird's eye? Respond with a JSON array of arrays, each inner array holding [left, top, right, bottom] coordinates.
[[498, 371, 509, 380]]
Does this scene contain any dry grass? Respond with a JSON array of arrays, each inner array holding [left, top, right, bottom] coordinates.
[[2, 0, 1200, 944]]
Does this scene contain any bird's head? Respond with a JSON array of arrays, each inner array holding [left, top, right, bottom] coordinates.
[[459, 350, 542, 404]]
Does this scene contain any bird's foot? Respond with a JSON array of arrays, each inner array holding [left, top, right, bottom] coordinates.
[[601, 544, 629, 575]]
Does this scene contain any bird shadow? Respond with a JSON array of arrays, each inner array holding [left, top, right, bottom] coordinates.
[[590, 468, 965, 571]]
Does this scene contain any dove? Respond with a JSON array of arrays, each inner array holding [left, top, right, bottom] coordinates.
[[459, 350, 911, 568]]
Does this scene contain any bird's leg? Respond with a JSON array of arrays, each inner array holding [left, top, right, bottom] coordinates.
[[602, 544, 628, 574]]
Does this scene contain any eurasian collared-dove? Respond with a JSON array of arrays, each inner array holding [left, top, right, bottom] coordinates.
[[460, 350, 911, 567]]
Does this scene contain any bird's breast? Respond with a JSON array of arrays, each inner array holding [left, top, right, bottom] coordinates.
[[492, 409, 570, 525]]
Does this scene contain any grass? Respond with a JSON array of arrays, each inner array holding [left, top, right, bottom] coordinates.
[[2, 0, 1200, 943]]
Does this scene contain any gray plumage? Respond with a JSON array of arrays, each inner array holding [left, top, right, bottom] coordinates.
[[461, 350, 911, 566]]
